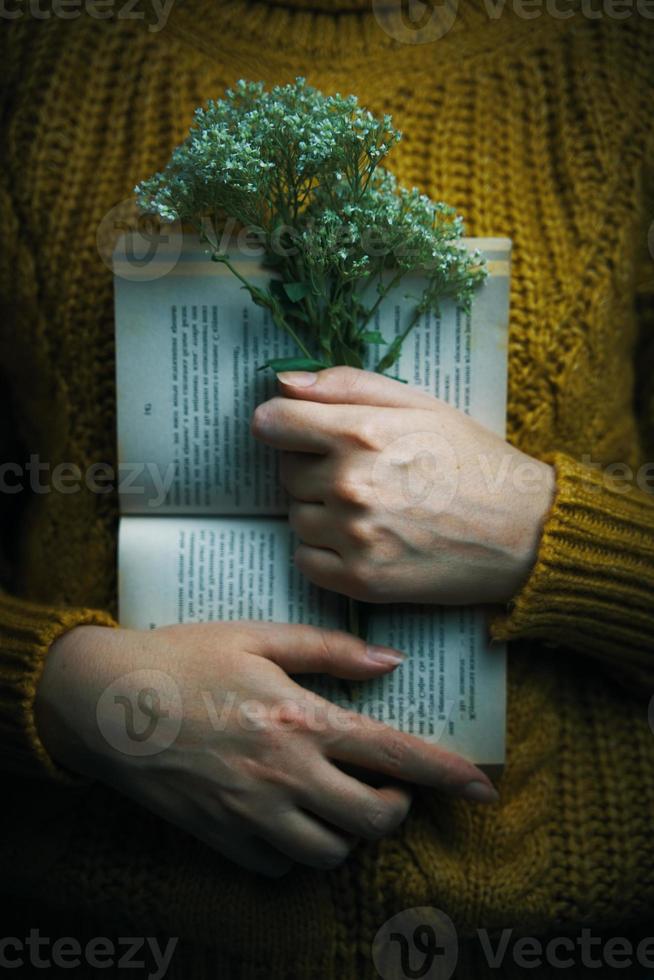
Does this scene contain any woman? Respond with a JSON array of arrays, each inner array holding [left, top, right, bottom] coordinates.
[[1, 0, 653, 977]]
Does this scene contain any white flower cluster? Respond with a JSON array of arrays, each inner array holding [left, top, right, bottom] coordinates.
[[136, 77, 400, 223], [135, 77, 486, 374]]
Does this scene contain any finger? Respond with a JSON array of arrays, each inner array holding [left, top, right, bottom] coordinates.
[[256, 806, 357, 871], [289, 500, 337, 550], [251, 396, 354, 453], [279, 451, 329, 502], [298, 757, 412, 840], [247, 622, 406, 678], [277, 365, 439, 409], [294, 543, 361, 599], [320, 708, 499, 803]]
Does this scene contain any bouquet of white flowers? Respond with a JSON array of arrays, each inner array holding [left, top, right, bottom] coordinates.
[[136, 77, 486, 377]]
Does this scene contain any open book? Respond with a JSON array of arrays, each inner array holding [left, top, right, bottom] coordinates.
[[114, 232, 511, 773]]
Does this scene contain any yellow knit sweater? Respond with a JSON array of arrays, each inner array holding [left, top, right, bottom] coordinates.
[[1, 2, 654, 977]]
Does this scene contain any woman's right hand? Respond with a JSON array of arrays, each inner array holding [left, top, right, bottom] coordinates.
[[34, 621, 498, 877]]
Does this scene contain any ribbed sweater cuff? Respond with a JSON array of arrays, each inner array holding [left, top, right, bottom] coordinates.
[[490, 451, 654, 675], [0, 593, 117, 785]]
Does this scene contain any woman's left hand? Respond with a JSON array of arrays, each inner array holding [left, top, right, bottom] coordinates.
[[252, 367, 555, 606]]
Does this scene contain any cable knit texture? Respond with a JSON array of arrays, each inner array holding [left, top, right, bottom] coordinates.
[[1, 3, 653, 977]]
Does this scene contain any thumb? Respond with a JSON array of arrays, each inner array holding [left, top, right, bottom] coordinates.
[[256, 623, 406, 679], [276, 366, 436, 410]]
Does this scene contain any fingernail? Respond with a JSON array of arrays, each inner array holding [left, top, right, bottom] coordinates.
[[366, 645, 406, 667], [462, 780, 499, 804], [276, 371, 317, 387]]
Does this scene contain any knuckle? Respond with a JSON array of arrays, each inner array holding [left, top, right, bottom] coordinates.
[[239, 753, 298, 794], [323, 365, 363, 395], [330, 475, 371, 508], [313, 627, 336, 670], [252, 397, 289, 436], [345, 517, 377, 548], [250, 718, 287, 755], [272, 700, 311, 731], [236, 755, 268, 784], [216, 781, 258, 820], [251, 401, 273, 436], [351, 418, 384, 452], [325, 365, 358, 383], [379, 735, 409, 774]]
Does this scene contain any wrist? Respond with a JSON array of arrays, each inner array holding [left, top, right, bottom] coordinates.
[[500, 458, 556, 603], [34, 625, 127, 779]]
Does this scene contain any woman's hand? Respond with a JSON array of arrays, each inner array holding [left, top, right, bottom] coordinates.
[[34, 621, 498, 878], [252, 367, 555, 606]]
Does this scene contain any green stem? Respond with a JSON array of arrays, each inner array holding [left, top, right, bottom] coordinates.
[[374, 304, 422, 373], [269, 303, 314, 361], [214, 253, 314, 361], [356, 267, 405, 336]]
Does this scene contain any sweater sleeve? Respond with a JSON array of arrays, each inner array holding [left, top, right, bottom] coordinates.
[[488, 450, 654, 688], [0, 592, 118, 784], [490, 223, 654, 693]]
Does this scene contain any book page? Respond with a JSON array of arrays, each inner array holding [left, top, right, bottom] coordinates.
[[119, 516, 344, 630], [114, 237, 293, 516], [362, 237, 510, 430]]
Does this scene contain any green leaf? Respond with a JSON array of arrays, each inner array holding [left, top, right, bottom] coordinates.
[[283, 281, 310, 302], [361, 330, 386, 345], [257, 357, 329, 373]]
